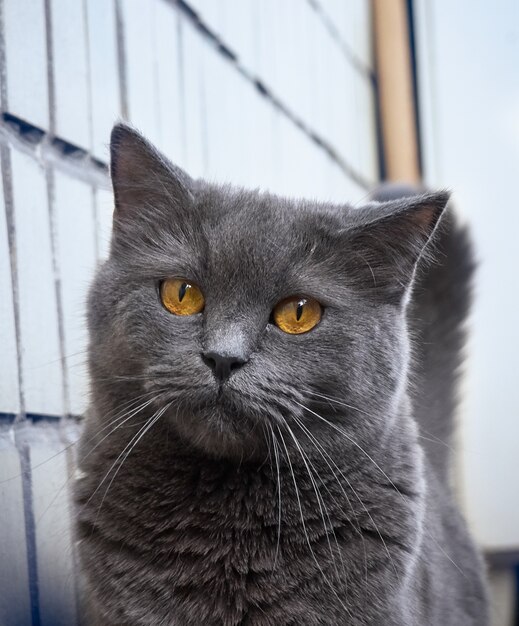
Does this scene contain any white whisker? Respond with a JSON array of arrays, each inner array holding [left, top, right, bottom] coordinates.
[[295, 400, 467, 578], [92, 401, 173, 528], [268, 425, 282, 569], [282, 418, 344, 581], [85, 400, 170, 513], [291, 414, 368, 590], [35, 394, 163, 526], [294, 401, 401, 580], [275, 424, 353, 618]]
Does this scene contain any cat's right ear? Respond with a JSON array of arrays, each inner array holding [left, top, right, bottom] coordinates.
[[110, 123, 193, 221]]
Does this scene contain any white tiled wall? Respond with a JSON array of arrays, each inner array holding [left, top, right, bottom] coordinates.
[[50, 0, 91, 147], [10, 149, 65, 418]]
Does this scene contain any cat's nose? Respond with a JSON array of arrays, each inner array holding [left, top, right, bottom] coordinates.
[[201, 351, 248, 382]]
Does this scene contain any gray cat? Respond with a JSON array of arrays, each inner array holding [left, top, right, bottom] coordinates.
[[74, 124, 488, 625]]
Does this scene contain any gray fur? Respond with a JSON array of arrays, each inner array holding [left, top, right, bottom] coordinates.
[[74, 125, 488, 625]]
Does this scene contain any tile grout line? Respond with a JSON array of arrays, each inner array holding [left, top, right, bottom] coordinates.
[[45, 167, 71, 419], [0, 144, 25, 422], [81, 0, 103, 294], [18, 443, 42, 626], [0, 0, 25, 423], [44, 0, 70, 420], [43, 0, 56, 135], [0, 0, 7, 110], [0, 122, 109, 186], [307, 0, 375, 80], [176, 8, 188, 165]]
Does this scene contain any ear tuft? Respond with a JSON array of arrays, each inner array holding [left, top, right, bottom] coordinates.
[[404, 190, 450, 233], [343, 189, 451, 300], [356, 189, 450, 244], [366, 184, 450, 237]]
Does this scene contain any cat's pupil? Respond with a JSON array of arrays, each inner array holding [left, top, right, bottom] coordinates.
[[296, 300, 305, 321], [178, 283, 188, 302]]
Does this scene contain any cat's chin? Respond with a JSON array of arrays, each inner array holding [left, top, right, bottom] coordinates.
[[172, 413, 268, 461], [167, 391, 271, 462]]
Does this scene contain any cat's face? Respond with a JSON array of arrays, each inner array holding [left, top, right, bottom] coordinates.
[[88, 125, 447, 459]]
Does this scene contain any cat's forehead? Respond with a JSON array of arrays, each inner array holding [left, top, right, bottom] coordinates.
[[193, 190, 297, 285], [194, 184, 347, 255], [173, 185, 353, 301]]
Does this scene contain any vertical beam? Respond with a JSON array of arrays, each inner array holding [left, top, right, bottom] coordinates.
[[0, 428, 32, 626], [0, 144, 22, 418], [372, 0, 420, 182]]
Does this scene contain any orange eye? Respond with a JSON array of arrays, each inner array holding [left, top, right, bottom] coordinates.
[[273, 296, 322, 334], [160, 278, 205, 316]]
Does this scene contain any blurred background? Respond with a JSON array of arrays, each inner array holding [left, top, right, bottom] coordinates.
[[0, 1, 517, 624]]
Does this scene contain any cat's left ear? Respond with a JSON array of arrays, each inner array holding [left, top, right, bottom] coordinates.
[[110, 123, 193, 221], [342, 190, 450, 299]]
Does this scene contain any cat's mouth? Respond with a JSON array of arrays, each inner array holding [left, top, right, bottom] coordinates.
[[142, 361, 307, 458]]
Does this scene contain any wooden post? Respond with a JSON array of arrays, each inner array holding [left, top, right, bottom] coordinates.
[[372, 0, 421, 182]]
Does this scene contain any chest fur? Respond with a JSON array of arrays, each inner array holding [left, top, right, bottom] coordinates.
[[76, 444, 417, 625]]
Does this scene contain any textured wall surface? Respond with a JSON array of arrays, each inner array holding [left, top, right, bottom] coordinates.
[[0, 1, 378, 623]]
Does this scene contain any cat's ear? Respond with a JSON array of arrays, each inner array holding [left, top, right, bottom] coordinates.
[[110, 123, 193, 220], [343, 190, 450, 300]]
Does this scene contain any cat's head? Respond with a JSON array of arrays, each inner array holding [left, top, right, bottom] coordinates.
[[88, 124, 447, 460]]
